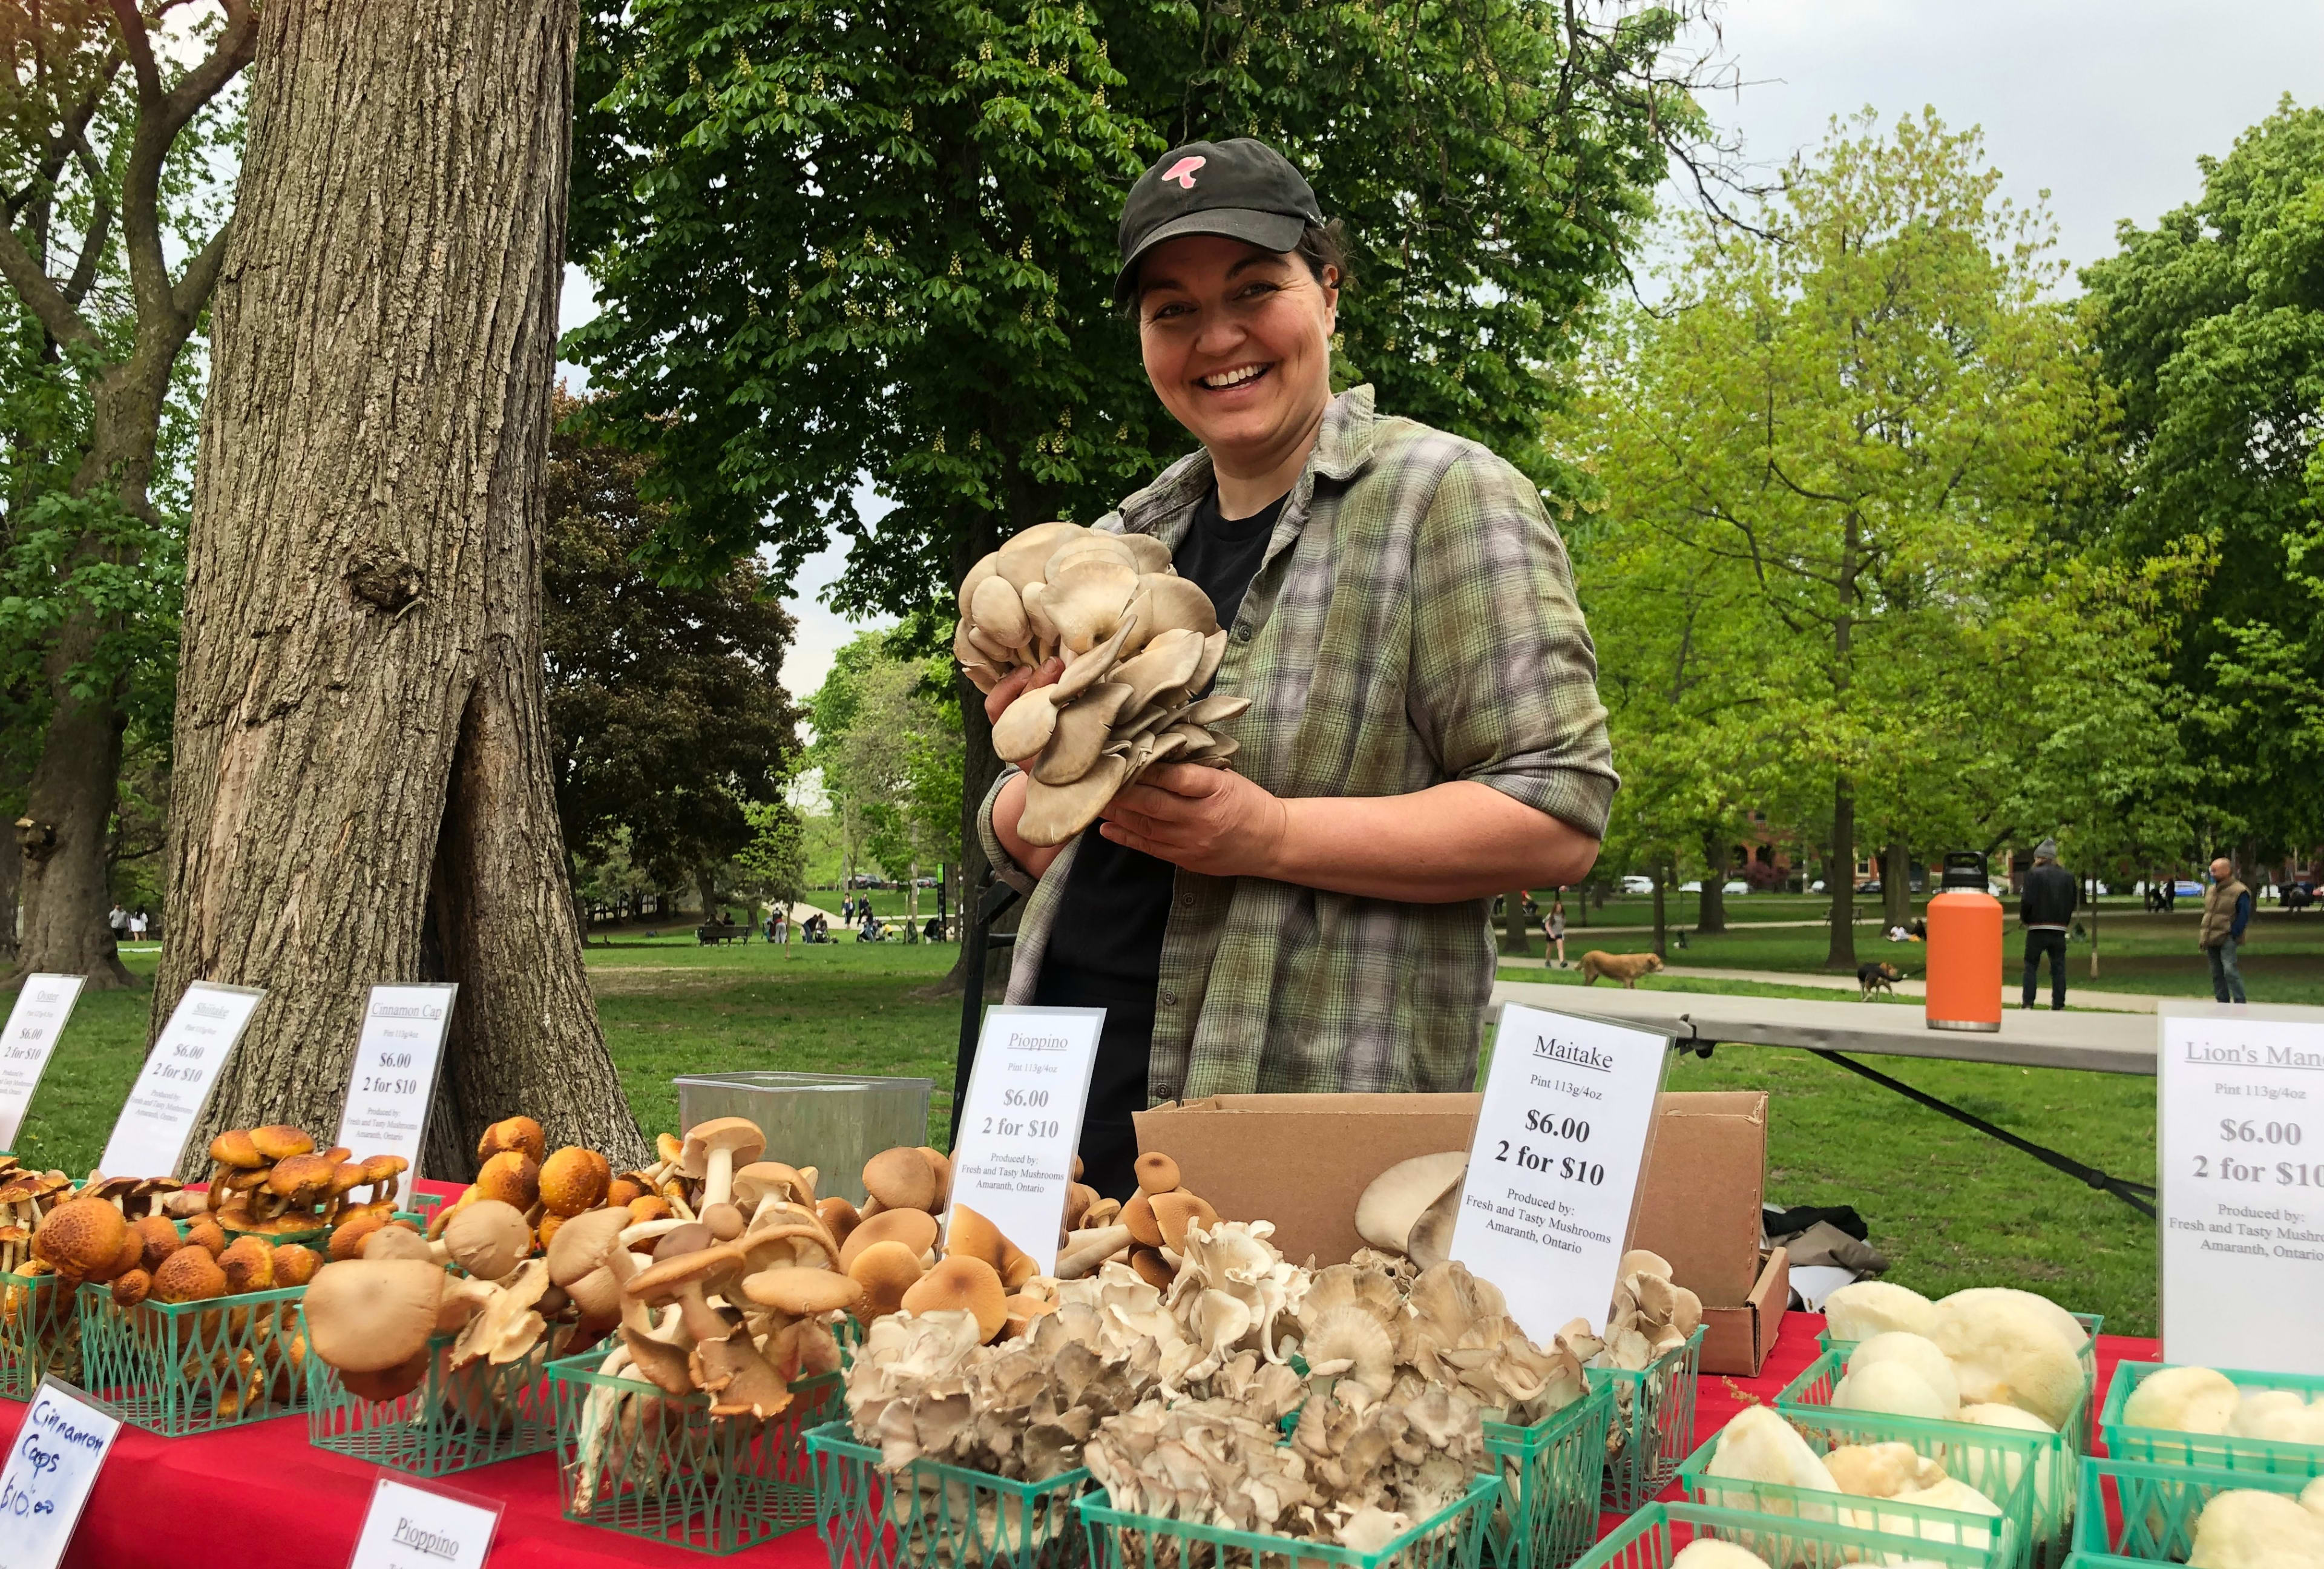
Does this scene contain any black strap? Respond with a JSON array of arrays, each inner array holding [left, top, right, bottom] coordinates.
[[1807, 1048, 2156, 1218]]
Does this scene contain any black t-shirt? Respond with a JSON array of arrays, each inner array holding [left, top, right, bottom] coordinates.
[[1032, 484, 1285, 1196]]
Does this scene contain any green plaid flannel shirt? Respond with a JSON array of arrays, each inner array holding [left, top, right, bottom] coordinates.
[[977, 385, 1616, 1101]]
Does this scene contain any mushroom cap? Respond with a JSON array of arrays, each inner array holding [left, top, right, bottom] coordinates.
[[250, 1125, 316, 1162], [991, 684, 1064, 761], [307, 1258, 445, 1373], [628, 1195, 673, 1224], [33, 1197, 128, 1278], [861, 1148, 939, 1214], [735, 1221, 838, 1274], [970, 573, 1031, 648], [545, 1206, 631, 1286], [1149, 1191, 1218, 1251], [208, 1130, 264, 1169], [266, 1153, 341, 1201], [815, 1196, 861, 1245], [110, 1269, 151, 1308], [182, 1217, 227, 1257], [901, 1254, 1008, 1341], [218, 1235, 276, 1294], [1354, 1151, 1470, 1254], [364, 1225, 436, 1263], [539, 1148, 612, 1217], [957, 554, 1001, 622], [477, 1116, 547, 1164], [1046, 559, 1140, 654], [360, 1154, 410, 1186], [944, 1204, 1008, 1268], [839, 1207, 939, 1272], [1129, 1248, 1174, 1290], [1051, 615, 1140, 703], [994, 522, 1089, 590], [104, 1228, 142, 1281], [129, 1214, 182, 1273], [734, 1162, 816, 1211], [1017, 754, 1132, 847], [680, 1117, 766, 1177], [742, 1265, 863, 1316], [1029, 683, 1135, 785], [625, 1244, 743, 1306], [272, 1244, 322, 1287], [847, 1240, 925, 1318], [1133, 1153, 1180, 1195], [473, 1150, 541, 1210], [654, 1222, 715, 1261], [700, 1202, 746, 1240], [149, 1245, 228, 1303], [1121, 1192, 1163, 1249], [441, 1199, 533, 1281], [1109, 628, 1207, 713]]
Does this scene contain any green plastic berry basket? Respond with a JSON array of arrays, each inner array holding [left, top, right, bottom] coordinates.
[[2072, 1455, 2317, 1564], [75, 1281, 312, 1435], [1819, 1311, 2104, 1446], [550, 1347, 840, 1554], [804, 1420, 1089, 1569], [1589, 1325, 1703, 1510], [0, 1269, 76, 1399], [1676, 1425, 2034, 1569], [1776, 1350, 2081, 1567], [1483, 1381, 1612, 1569], [1572, 1499, 1999, 1569], [306, 1320, 559, 1476], [1079, 1472, 1500, 1569], [2098, 1361, 2324, 1477]]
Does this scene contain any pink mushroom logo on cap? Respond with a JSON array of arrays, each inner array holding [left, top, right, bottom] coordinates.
[[1161, 156, 1205, 189]]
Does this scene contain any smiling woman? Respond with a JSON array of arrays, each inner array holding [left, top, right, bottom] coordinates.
[[976, 139, 1618, 1198]]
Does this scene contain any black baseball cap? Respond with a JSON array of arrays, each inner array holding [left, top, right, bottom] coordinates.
[[1115, 138, 1325, 301]]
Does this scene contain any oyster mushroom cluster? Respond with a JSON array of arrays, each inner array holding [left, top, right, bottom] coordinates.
[[957, 522, 1250, 847], [205, 1123, 407, 1236]]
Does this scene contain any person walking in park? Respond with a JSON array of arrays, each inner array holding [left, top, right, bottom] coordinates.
[[107, 903, 129, 947], [1544, 893, 1569, 968], [771, 907, 789, 945], [2018, 838, 2077, 1010], [2199, 856, 2253, 1004], [129, 909, 149, 942]]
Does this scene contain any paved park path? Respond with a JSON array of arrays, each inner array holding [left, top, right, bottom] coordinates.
[[1498, 955, 2162, 1013]]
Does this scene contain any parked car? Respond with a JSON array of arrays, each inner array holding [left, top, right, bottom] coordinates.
[[1856, 878, 1882, 894], [1722, 881, 1750, 895], [1620, 875, 1654, 895]]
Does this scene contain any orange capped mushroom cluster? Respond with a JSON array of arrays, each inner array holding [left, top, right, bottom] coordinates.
[[206, 1124, 407, 1237]]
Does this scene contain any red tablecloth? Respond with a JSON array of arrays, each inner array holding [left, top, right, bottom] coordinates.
[[0, 1203, 2159, 1569]]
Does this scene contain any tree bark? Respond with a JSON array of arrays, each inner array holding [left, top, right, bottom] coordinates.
[[1650, 865, 1667, 959], [155, 0, 642, 1177], [1500, 888, 1535, 957], [1825, 778, 1858, 970], [1696, 835, 1728, 934], [1882, 841, 1912, 929]]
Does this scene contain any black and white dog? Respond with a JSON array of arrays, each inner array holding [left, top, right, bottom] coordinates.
[[1857, 961, 1902, 1001]]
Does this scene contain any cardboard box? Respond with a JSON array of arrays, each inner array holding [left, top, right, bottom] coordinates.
[[1624, 1090, 1770, 1307], [1135, 1093, 1483, 1266], [1697, 1246, 1790, 1377], [1137, 1089, 1784, 1371]]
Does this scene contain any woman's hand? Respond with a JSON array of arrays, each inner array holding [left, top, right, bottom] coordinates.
[[1097, 765, 1292, 879]]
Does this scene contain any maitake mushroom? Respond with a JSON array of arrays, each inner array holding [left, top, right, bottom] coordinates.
[[957, 522, 1249, 846]]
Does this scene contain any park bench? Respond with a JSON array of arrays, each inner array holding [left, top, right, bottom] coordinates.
[[695, 922, 747, 946]]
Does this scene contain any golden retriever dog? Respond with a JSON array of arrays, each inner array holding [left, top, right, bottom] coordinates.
[[1578, 950, 1664, 988]]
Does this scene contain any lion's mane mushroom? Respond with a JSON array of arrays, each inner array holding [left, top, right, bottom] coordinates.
[[1669, 1546, 1775, 1569], [1928, 1287, 2084, 1429], [1823, 1280, 1940, 1343], [2190, 1488, 2324, 1569], [2123, 1365, 2240, 1433], [1839, 1332, 1962, 1418]]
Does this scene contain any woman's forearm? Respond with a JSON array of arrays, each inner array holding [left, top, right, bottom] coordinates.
[[991, 771, 1067, 881], [1262, 780, 1600, 903]]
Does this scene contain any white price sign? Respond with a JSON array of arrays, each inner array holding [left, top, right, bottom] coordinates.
[[1446, 1002, 1669, 1344], [948, 1005, 1105, 1275], [333, 984, 457, 1184], [98, 981, 264, 1178], [0, 976, 85, 1153], [2158, 1000, 2324, 1373], [0, 1380, 123, 1569], [345, 1474, 503, 1569]]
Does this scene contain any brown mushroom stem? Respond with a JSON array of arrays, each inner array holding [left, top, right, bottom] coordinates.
[[573, 1339, 638, 1511]]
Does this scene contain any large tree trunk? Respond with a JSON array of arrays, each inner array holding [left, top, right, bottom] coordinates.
[[938, 510, 1011, 997], [1825, 777, 1858, 970], [1650, 864, 1668, 959], [1882, 841, 1912, 929], [1500, 888, 1535, 957], [154, 0, 642, 1177], [1696, 835, 1728, 934]]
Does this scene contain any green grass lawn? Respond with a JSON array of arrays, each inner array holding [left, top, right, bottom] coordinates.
[[11, 933, 2163, 1333]]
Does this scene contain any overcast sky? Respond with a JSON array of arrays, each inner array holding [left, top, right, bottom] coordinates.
[[559, 0, 2323, 709]]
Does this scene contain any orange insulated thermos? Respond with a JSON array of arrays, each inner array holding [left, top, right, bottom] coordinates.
[[1926, 851, 2001, 1032]]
